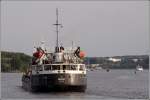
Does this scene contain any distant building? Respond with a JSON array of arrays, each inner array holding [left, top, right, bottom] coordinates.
[[91, 64, 99, 68], [86, 64, 100, 69], [108, 57, 121, 62], [132, 59, 138, 62]]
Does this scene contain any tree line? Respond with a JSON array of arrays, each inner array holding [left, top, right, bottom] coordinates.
[[1, 51, 31, 72], [1, 51, 149, 72]]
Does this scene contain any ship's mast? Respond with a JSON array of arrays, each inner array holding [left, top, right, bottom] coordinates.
[[53, 8, 62, 52]]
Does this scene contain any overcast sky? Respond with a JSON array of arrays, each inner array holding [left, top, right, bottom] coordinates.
[[1, 1, 149, 57]]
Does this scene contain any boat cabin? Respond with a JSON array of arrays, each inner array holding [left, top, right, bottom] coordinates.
[[30, 64, 86, 75]]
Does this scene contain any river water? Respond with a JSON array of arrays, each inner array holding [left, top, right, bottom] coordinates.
[[1, 69, 149, 99]]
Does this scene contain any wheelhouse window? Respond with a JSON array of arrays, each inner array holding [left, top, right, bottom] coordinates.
[[52, 65, 60, 70], [62, 65, 70, 70], [62, 65, 78, 70], [79, 65, 85, 71], [63, 65, 66, 70], [70, 65, 77, 70], [36, 66, 43, 71], [44, 65, 51, 71], [31, 66, 36, 70]]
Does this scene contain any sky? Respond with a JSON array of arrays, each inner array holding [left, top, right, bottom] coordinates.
[[1, 1, 149, 57]]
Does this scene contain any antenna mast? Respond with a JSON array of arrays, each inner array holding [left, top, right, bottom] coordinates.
[[53, 8, 62, 52]]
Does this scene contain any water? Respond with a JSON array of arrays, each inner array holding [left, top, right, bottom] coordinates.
[[1, 69, 149, 99]]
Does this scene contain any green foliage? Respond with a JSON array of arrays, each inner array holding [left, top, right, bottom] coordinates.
[[1, 63, 11, 72], [1, 51, 31, 72]]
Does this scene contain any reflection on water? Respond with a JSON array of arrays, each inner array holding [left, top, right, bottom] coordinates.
[[1, 69, 149, 99]]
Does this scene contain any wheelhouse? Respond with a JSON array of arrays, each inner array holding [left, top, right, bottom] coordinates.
[[31, 64, 86, 75]]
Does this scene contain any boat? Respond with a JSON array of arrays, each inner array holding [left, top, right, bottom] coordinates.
[[136, 64, 143, 71], [22, 8, 87, 92]]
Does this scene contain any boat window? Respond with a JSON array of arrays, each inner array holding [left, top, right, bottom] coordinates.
[[79, 65, 85, 71], [31, 66, 36, 70], [63, 65, 66, 70], [44, 65, 51, 71], [62, 65, 78, 70], [36, 66, 43, 71], [63, 65, 70, 70], [70, 65, 77, 70], [52, 65, 60, 70]]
